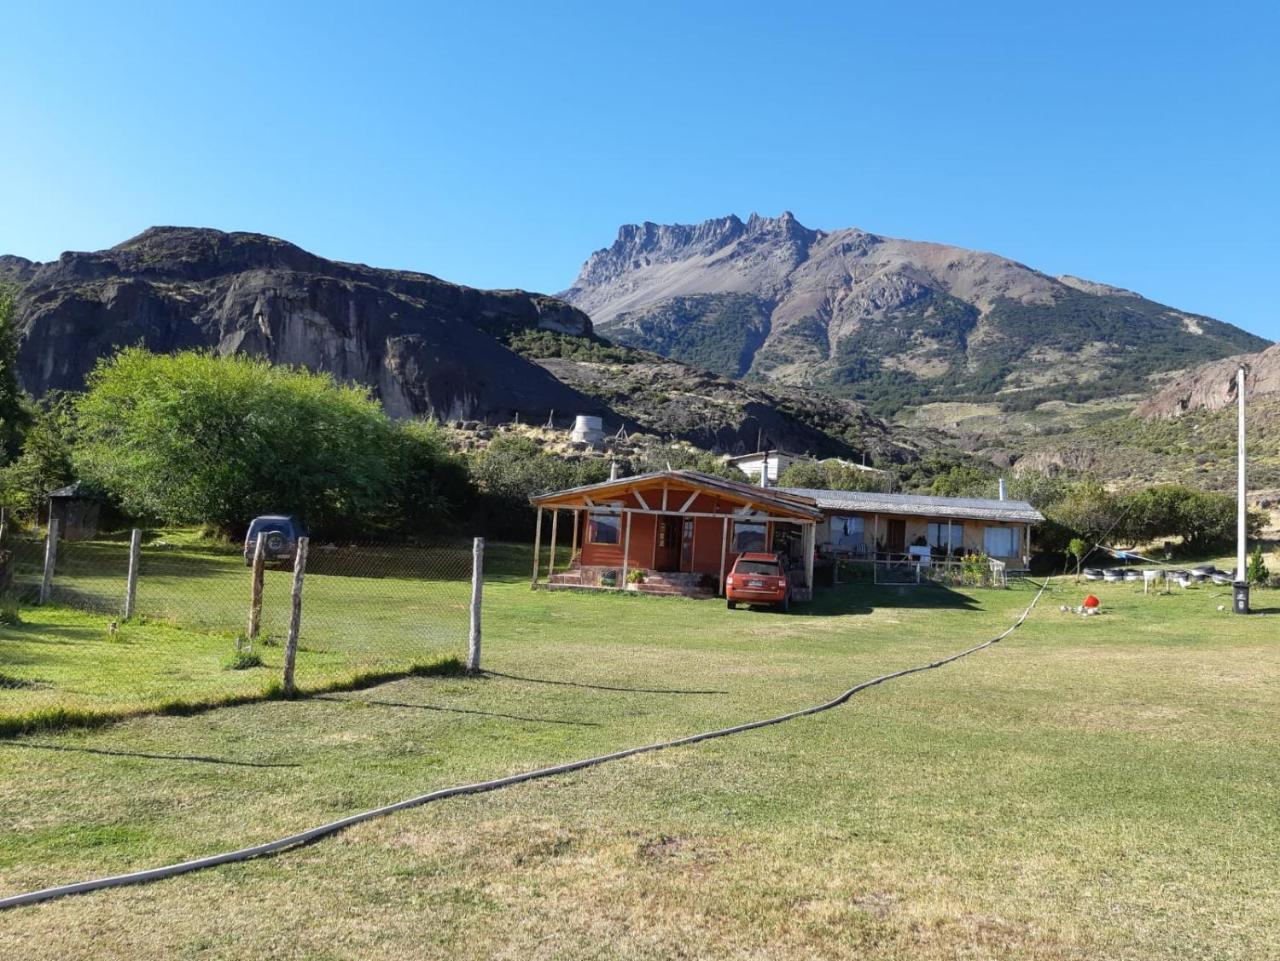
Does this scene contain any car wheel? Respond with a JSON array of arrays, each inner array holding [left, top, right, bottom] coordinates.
[[727, 600, 736, 610]]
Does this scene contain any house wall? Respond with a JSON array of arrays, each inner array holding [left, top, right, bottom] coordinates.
[[818, 510, 1029, 561]]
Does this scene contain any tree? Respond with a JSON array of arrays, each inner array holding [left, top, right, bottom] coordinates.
[[1067, 537, 1088, 580], [0, 393, 75, 518], [72, 348, 449, 534], [1247, 545, 1268, 586], [0, 285, 30, 464], [1120, 485, 1249, 556], [629, 442, 746, 481], [778, 458, 892, 492], [468, 434, 610, 536]]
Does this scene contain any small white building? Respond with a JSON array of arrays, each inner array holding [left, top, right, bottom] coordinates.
[[724, 450, 805, 485]]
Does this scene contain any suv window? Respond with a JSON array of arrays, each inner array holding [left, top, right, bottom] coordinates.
[[735, 560, 781, 576]]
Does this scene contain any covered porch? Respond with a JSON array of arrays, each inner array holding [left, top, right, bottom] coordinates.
[[528, 470, 823, 600]]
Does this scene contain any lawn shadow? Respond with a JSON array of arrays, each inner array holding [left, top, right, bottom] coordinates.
[[1, 740, 299, 768], [315, 694, 601, 727], [483, 670, 728, 696], [803, 581, 980, 617]]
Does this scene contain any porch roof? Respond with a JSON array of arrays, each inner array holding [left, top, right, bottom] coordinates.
[[530, 470, 823, 521], [776, 487, 1045, 524]]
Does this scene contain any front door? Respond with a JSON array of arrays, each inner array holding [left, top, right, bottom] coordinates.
[[886, 519, 906, 555], [656, 516, 681, 572], [680, 518, 695, 572]]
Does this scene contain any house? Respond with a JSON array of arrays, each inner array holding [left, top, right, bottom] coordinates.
[[529, 473, 1046, 601], [528, 469, 823, 599], [47, 482, 101, 541], [723, 450, 804, 485], [778, 487, 1044, 570]]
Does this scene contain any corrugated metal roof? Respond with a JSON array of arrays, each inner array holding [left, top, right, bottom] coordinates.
[[531, 469, 823, 519], [776, 487, 1045, 523]]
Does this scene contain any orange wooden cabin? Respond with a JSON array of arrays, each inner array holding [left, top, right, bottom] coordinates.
[[528, 470, 823, 600]]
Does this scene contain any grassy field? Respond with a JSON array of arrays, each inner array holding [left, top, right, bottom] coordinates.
[[0, 534, 473, 731], [1, 559, 1277, 959]]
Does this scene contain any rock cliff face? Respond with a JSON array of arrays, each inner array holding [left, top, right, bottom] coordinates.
[[8, 227, 598, 422], [3, 226, 920, 460], [1136, 342, 1280, 419], [564, 213, 1269, 414]]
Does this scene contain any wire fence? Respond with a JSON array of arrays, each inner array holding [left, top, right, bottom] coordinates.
[[0, 528, 477, 728]]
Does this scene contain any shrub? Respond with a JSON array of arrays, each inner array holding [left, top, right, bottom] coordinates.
[[1247, 545, 1269, 586], [72, 349, 463, 536], [223, 650, 264, 671]]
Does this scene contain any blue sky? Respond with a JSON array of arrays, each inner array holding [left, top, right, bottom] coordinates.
[[3, 1, 1277, 338]]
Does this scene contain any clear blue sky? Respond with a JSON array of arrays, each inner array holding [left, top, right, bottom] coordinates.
[[3, 1, 1277, 338]]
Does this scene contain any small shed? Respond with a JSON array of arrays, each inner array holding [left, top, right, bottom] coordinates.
[[48, 482, 101, 541]]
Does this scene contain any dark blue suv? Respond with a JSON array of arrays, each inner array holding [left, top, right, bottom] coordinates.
[[243, 515, 307, 567]]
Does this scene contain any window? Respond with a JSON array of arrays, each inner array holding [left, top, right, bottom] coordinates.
[[833, 515, 864, 547], [588, 510, 621, 545], [734, 558, 781, 576], [927, 522, 963, 552], [984, 526, 1017, 557], [732, 522, 767, 553]]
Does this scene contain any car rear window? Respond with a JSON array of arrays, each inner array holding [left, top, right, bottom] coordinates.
[[735, 560, 781, 575]]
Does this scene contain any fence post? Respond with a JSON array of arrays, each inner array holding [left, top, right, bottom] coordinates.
[[39, 518, 59, 605], [0, 507, 8, 543], [244, 532, 266, 651], [282, 537, 309, 697], [123, 528, 142, 620], [468, 537, 484, 673]]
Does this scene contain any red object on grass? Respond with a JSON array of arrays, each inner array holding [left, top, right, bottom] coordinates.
[[1083, 595, 1100, 609]]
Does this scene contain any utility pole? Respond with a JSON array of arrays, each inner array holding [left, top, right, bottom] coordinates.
[[1235, 364, 1249, 614]]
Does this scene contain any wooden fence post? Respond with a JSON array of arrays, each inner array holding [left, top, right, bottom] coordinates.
[[123, 528, 142, 620], [39, 518, 59, 605], [282, 537, 309, 697], [244, 532, 266, 651], [0, 507, 8, 543], [468, 537, 484, 673], [530, 506, 543, 589]]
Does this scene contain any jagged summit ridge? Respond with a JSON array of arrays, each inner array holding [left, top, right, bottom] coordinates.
[[563, 213, 1267, 413]]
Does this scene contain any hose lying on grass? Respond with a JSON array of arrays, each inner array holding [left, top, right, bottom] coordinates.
[[0, 578, 1051, 911]]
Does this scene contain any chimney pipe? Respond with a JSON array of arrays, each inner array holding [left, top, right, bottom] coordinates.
[[609, 460, 619, 481], [998, 478, 1006, 501]]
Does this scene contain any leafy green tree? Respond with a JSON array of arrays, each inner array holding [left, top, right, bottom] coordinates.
[[468, 434, 610, 536], [628, 442, 746, 481], [0, 286, 30, 464], [928, 464, 997, 498], [72, 349, 450, 534], [0, 394, 76, 518], [1246, 545, 1268, 586], [1067, 537, 1088, 579], [778, 458, 892, 492], [1120, 484, 1250, 556]]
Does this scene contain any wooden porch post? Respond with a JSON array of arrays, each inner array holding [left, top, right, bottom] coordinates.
[[548, 509, 559, 578], [947, 518, 953, 560], [620, 512, 632, 589], [803, 521, 815, 593], [530, 506, 543, 589], [719, 515, 729, 595], [571, 510, 580, 563], [874, 513, 880, 559]]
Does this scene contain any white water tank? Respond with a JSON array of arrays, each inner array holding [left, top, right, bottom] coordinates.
[[571, 414, 604, 447]]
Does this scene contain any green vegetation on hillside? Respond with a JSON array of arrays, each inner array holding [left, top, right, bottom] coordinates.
[[604, 293, 772, 378]]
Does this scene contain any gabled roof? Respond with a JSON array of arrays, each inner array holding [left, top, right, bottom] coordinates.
[[530, 470, 823, 520], [776, 488, 1045, 524], [48, 482, 87, 499]]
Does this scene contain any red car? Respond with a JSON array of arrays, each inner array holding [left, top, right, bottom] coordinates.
[[725, 552, 791, 612]]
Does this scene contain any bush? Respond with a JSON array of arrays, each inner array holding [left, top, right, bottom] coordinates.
[[1247, 545, 1269, 586], [223, 650, 264, 671], [468, 434, 610, 537], [72, 349, 463, 536]]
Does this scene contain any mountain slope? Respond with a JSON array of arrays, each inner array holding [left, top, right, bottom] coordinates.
[[564, 213, 1269, 414], [1136, 341, 1280, 419], [2, 227, 922, 462]]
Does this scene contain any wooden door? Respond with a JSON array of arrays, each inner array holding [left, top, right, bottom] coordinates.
[[886, 519, 906, 555], [680, 518, 695, 572], [655, 516, 681, 571]]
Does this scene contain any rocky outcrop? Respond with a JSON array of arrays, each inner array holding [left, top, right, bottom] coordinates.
[[1136, 342, 1280, 419], [564, 214, 1268, 413], [8, 227, 599, 423]]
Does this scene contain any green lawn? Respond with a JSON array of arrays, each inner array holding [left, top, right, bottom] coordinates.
[[0, 535, 474, 731], [0, 562, 1277, 959]]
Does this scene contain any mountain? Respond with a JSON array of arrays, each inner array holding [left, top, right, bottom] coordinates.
[[563, 213, 1269, 415], [1136, 342, 1280, 419], [1, 226, 915, 461]]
